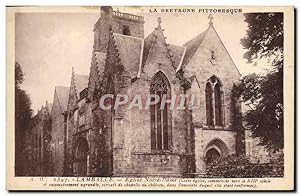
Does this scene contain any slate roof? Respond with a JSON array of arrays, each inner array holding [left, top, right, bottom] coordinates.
[[142, 31, 155, 66], [47, 103, 53, 113], [74, 74, 89, 97], [90, 22, 210, 81], [182, 28, 208, 65], [113, 33, 143, 78], [55, 86, 69, 112], [168, 44, 186, 70], [140, 26, 187, 74]]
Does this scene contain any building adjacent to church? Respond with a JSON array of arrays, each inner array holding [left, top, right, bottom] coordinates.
[[28, 6, 245, 177]]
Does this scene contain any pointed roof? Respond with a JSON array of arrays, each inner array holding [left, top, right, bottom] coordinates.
[[113, 33, 143, 78], [55, 86, 69, 112], [142, 30, 156, 66], [182, 28, 209, 65], [168, 44, 186, 71], [181, 20, 241, 76], [47, 103, 53, 113], [141, 17, 185, 72], [74, 74, 89, 97], [142, 18, 169, 68]]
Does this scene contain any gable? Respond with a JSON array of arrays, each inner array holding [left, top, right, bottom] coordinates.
[[74, 74, 89, 97], [55, 86, 69, 112], [184, 25, 241, 84], [67, 70, 89, 112], [182, 29, 208, 66], [51, 90, 63, 118], [142, 23, 184, 78]]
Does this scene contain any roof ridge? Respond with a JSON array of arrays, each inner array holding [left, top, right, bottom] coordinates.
[[54, 88, 64, 113], [182, 27, 209, 65], [183, 27, 209, 47], [142, 18, 174, 69], [54, 85, 69, 112], [209, 25, 241, 76]]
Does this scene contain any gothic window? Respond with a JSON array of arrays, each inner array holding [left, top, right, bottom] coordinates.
[[122, 26, 131, 36], [214, 83, 222, 125], [79, 113, 85, 127], [205, 83, 213, 126], [206, 76, 223, 126], [150, 71, 171, 151]]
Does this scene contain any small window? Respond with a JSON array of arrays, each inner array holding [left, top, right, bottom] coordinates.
[[79, 113, 85, 127], [122, 26, 130, 36]]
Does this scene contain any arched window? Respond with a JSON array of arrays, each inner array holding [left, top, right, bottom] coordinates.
[[150, 71, 170, 151], [206, 76, 223, 126], [122, 26, 130, 36], [214, 83, 222, 125], [205, 83, 213, 126]]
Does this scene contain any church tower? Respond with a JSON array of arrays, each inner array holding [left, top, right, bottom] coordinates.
[[93, 6, 145, 52]]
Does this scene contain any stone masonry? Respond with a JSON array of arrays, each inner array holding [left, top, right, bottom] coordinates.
[[28, 6, 246, 177]]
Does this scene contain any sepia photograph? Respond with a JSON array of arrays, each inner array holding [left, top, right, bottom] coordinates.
[[6, 5, 294, 191]]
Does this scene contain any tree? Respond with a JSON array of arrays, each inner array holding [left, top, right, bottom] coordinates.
[[234, 13, 283, 151], [15, 62, 33, 175]]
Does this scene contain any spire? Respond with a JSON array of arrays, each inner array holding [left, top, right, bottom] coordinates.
[[155, 17, 176, 70], [71, 66, 75, 84], [208, 14, 214, 26]]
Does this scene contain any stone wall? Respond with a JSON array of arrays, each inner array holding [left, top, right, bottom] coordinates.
[[185, 25, 241, 128], [184, 25, 242, 174], [108, 22, 190, 177]]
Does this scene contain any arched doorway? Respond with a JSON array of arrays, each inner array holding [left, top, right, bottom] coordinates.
[[205, 148, 220, 166], [76, 139, 89, 176], [204, 138, 229, 167]]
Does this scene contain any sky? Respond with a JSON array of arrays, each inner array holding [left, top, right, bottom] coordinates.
[[15, 7, 266, 114]]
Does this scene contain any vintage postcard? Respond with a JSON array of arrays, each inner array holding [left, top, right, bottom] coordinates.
[[6, 6, 294, 191]]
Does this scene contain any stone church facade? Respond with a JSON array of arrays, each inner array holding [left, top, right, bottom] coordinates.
[[29, 6, 244, 177]]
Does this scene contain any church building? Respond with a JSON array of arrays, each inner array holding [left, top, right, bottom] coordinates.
[[31, 6, 244, 177]]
